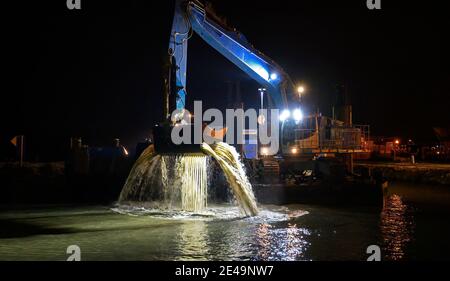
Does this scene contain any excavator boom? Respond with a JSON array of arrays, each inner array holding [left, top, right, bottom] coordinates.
[[168, 0, 298, 112]]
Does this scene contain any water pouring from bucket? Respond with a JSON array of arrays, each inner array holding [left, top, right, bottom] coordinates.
[[118, 140, 259, 217]]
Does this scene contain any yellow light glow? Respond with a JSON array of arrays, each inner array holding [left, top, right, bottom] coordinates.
[[395, 139, 400, 145], [297, 86, 305, 94], [291, 148, 298, 154], [261, 147, 269, 155]]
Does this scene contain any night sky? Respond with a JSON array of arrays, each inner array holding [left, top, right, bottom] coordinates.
[[2, 0, 449, 160]]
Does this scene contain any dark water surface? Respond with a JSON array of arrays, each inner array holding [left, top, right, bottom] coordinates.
[[1, 182, 449, 261]]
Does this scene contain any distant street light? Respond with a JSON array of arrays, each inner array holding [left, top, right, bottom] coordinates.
[[393, 139, 400, 161], [258, 87, 267, 157], [258, 88, 266, 110], [261, 147, 269, 156], [297, 85, 305, 103]]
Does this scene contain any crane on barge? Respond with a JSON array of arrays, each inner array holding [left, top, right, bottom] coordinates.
[[155, 0, 369, 172], [155, 0, 306, 154]]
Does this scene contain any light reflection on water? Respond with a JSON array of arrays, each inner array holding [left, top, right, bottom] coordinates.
[[120, 205, 311, 261], [170, 216, 312, 261], [380, 194, 415, 260], [255, 222, 311, 261], [2, 182, 450, 260], [175, 221, 209, 260]]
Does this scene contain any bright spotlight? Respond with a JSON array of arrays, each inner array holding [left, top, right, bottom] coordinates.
[[297, 86, 305, 94], [293, 108, 303, 121], [279, 109, 290, 121], [291, 147, 298, 154], [270, 73, 278, 80]]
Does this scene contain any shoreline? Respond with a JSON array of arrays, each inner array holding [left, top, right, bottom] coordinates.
[[355, 161, 450, 186]]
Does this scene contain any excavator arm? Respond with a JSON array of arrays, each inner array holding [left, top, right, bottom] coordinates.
[[168, 0, 299, 111]]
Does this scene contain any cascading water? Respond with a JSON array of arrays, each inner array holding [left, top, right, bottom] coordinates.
[[119, 147, 208, 212], [200, 142, 258, 216], [118, 142, 259, 216]]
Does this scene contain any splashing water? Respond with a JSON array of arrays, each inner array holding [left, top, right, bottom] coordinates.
[[119, 145, 208, 212], [200, 142, 258, 216], [118, 142, 258, 216]]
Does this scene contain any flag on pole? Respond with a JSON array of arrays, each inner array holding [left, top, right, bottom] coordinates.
[[10, 135, 24, 167], [10, 136, 18, 146]]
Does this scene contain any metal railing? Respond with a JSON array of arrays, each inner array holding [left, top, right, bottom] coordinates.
[[284, 124, 370, 153]]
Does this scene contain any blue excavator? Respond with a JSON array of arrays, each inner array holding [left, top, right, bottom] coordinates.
[[150, 0, 376, 195], [154, 0, 304, 155], [167, 0, 299, 112]]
